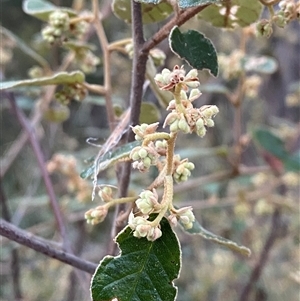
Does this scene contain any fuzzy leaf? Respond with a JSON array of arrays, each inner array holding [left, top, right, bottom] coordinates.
[[198, 0, 263, 28], [23, 0, 77, 21], [253, 128, 300, 172], [80, 140, 142, 179], [0, 71, 85, 90], [91, 217, 181, 301], [112, 0, 173, 24], [178, 0, 220, 8], [169, 26, 218, 76], [181, 219, 251, 256], [200, 83, 230, 94], [136, 0, 220, 7], [242, 56, 278, 74]]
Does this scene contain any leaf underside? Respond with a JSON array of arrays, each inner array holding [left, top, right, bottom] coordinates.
[[80, 141, 142, 179], [91, 217, 181, 301], [135, 0, 220, 8], [0, 71, 85, 91], [181, 219, 251, 257]]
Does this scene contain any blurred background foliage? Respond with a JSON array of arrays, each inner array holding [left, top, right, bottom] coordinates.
[[1, 0, 299, 300]]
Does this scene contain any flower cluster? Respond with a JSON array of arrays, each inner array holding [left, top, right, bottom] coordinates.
[[173, 156, 195, 183], [135, 189, 160, 214], [131, 123, 159, 140], [85, 206, 108, 225], [128, 213, 162, 241], [47, 154, 91, 202], [74, 48, 100, 74], [169, 206, 195, 230], [55, 84, 87, 105], [164, 99, 219, 137], [218, 50, 244, 79], [42, 10, 87, 44], [154, 66, 219, 137], [129, 144, 159, 172], [154, 65, 199, 92], [256, 0, 299, 38]]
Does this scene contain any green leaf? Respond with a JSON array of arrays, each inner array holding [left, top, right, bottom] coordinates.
[[0, 71, 85, 90], [169, 26, 218, 77], [254, 127, 300, 172], [91, 217, 181, 301], [136, 0, 220, 7], [23, 0, 77, 21], [242, 55, 278, 74], [112, 0, 173, 24], [0, 26, 50, 69], [198, 0, 263, 28], [200, 83, 230, 94], [80, 140, 142, 179], [178, 0, 220, 8], [140, 102, 161, 124], [181, 219, 251, 257], [283, 152, 300, 172], [253, 128, 288, 160]]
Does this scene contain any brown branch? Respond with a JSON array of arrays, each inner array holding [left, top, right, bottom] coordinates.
[[7, 92, 69, 250], [142, 4, 209, 53], [238, 207, 282, 301], [0, 219, 97, 274], [119, 0, 148, 199], [0, 180, 22, 300]]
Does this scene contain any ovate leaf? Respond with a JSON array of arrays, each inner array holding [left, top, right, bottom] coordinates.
[[198, 0, 263, 28], [0, 71, 85, 90], [112, 0, 173, 24], [136, 0, 220, 8], [181, 219, 251, 257], [23, 0, 77, 21], [91, 217, 181, 301], [178, 0, 220, 8], [253, 128, 288, 160], [200, 83, 230, 94], [169, 26, 218, 76], [80, 140, 142, 179], [242, 55, 278, 74], [253, 128, 300, 172]]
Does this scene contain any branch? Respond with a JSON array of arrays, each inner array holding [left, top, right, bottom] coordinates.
[[119, 0, 149, 199], [7, 92, 69, 250], [0, 219, 97, 274], [0, 180, 22, 300], [238, 208, 282, 301], [92, 0, 115, 130]]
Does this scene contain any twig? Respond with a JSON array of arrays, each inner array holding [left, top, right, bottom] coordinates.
[[142, 4, 209, 53], [0, 180, 22, 300], [92, 0, 115, 130], [7, 92, 69, 250], [0, 219, 97, 274], [238, 207, 282, 301], [119, 1, 148, 199]]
